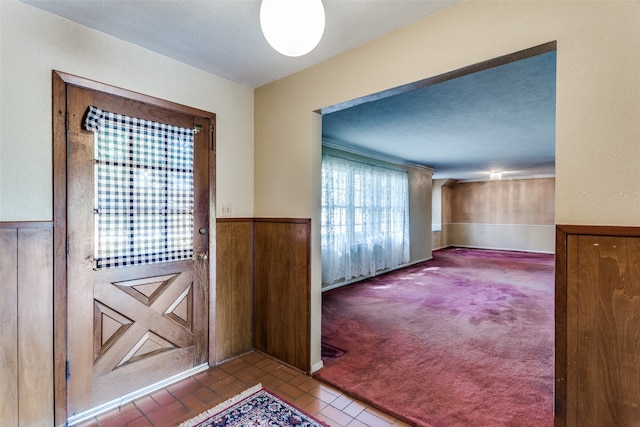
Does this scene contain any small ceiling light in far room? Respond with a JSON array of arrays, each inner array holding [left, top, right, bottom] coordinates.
[[490, 171, 503, 180], [260, 0, 325, 57]]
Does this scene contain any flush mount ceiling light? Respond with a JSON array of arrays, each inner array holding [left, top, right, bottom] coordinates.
[[490, 171, 503, 180], [260, 0, 325, 57]]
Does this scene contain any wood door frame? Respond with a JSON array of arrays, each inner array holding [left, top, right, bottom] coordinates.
[[52, 71, 216, 426]]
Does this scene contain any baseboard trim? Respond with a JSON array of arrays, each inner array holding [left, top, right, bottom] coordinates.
[[321, 256, 434, 292], [311, 360, 324, 373], [451, 244, 554, 255], [67, 363, 210, 426]]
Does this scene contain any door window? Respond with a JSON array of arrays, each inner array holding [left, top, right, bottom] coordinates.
[[85, 106, 195, 269]]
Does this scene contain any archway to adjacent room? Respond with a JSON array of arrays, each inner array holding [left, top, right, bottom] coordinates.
[[313, 41, 557, 426]]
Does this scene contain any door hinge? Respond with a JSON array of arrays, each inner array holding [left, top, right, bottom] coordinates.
[[66, 237, 69, 256], [65, 112, 70, 131], [194, 122, 215, 151], [66, 360, 70, 380]]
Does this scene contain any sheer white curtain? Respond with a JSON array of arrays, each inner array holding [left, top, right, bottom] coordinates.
[[321, 154, 410, 286]]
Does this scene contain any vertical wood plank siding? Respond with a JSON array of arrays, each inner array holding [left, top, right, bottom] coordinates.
[[556, 225, 640, 427], [1, 217, 313, 425], [254, 219, 311, 372], [450, 178, 555, 225], [0, 228, 19, 426], [0, 223, 54, 426], [215, 219, 254, 362]]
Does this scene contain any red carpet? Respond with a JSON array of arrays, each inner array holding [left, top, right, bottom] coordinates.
[[314, 247, 554, 427]]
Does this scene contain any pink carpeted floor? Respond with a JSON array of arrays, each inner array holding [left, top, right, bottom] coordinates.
[[314, 247, 554, 427]]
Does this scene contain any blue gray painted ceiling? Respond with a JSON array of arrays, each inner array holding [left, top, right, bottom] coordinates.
[[322, 50, 557, 180]]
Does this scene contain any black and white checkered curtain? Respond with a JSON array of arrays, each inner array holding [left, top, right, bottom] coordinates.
[[85, 105, 195, 269]]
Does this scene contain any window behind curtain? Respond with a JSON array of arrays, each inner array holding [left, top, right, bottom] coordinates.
[[85, 105, 195, 269], [321, 154, 410, 286]]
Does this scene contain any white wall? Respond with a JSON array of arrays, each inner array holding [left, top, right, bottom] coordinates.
[[447, 223, 555, 254], [408, 168, 433, 262], [0, 0, 254, 221], [254, 1, 640, 368], [432, 179, 444, 230]]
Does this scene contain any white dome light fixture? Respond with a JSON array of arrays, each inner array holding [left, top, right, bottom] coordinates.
[[260, 0, 325, 57]]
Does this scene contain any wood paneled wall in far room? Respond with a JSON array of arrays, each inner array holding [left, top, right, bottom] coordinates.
[[444, 178, 555, 253], [556, 225, 640, 427], [450, 178, 555, 224], [0, 223, 53, 427]]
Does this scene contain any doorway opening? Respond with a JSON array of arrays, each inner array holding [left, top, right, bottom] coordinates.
[[315, 42, 557, 425], [52, 71, 216, 425]]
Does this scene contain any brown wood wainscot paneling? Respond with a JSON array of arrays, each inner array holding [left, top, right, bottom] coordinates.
[[215, 219, 254, 362], [451, 178, 555, 225], [253, 218, 311, 373], [0, 222, 54, 427], [556, 225, 640, 427]]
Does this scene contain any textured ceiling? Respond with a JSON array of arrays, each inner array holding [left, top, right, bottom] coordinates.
[[322, 50, 557, 180], [21, 0, 460, 88], [21, 0, 555, 180]]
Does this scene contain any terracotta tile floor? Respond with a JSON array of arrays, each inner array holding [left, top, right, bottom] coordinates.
[[77, 351, 410, 427]]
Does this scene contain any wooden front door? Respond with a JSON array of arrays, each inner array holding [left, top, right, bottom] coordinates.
[[65, 84, 212, 417]]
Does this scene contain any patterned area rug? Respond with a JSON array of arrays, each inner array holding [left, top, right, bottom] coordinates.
[[178, 383, 327, 427]]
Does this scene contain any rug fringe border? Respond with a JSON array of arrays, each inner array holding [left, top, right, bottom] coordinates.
[[177, 383, 262, 427]]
